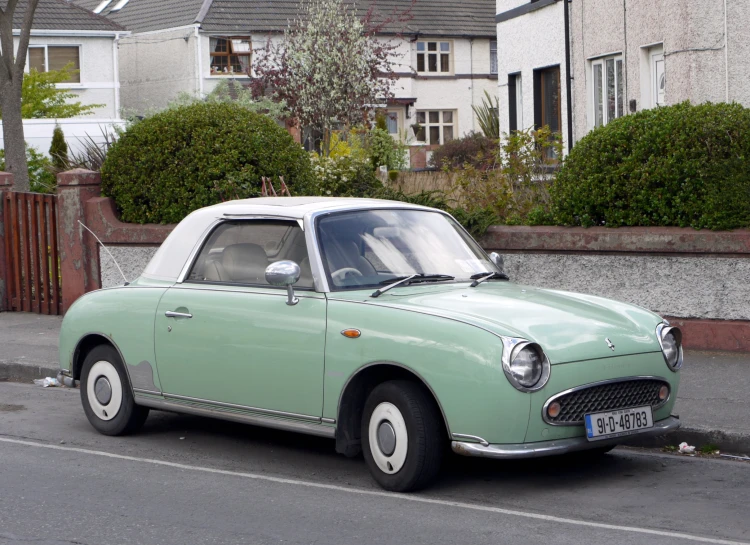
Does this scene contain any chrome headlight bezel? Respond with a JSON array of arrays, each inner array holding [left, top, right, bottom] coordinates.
[[501, 338, 551, 392], [656, 323, 683, 372]]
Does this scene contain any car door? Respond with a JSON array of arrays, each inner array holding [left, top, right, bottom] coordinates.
[[153, 219, 326, 418]]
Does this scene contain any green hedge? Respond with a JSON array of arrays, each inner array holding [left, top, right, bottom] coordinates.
[[551, 102, 750, 230], [101, 103, 314, 224]]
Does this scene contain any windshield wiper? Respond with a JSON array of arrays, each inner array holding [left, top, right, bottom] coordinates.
[[469, 271, 510, 287], [372, 274, 455, 298]]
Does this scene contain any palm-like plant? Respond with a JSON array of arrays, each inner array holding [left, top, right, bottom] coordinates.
[[473, 90, 500, 139]]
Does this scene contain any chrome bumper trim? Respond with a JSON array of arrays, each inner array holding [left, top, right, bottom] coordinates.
[[452, 416, 680, 459]]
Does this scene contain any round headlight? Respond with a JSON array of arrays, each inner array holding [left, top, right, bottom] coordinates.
[[501, 340, 551, 392], [510, 346, 543, 388], [656, 324, 683, 371]]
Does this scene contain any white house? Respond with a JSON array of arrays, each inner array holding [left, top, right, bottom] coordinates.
[[73, 0, 499, 168], [496, 0, 750, 152], [0, 0, 128, 156], [495, 0, 571, 153]]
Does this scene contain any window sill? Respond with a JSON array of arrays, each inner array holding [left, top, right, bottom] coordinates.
[[206, 74, 251, 79]]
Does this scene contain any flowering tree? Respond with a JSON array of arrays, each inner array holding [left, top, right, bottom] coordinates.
[[253, 0, 412, 156]]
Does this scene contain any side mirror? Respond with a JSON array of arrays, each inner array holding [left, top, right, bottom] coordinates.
[[489, 252, 505, 274], [265, 261, 301, 306]]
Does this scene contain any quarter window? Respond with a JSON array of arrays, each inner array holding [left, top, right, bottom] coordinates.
[[28, 45, 81, 83], [187, 221, 313, 288], [415, 110, 455, 145], [592, 55, 625, 127], [210, 37, 252, 76], [416, 41, 452, 74]]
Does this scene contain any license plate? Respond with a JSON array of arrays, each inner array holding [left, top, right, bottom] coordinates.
[[584, 406, 654, 441]]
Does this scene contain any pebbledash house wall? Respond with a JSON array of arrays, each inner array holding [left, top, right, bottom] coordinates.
[[570, 0, 750, 139], [47, 170, 750, 352]]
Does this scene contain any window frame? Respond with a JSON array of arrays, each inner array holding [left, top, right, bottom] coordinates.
[[490, 40, 498, 75], [508, 72, 522, 132], [183, 219, 315, 291], [591, 54, 625, 128], [415, 40, 454, 75], [413, 109, 457, 145], [209, 36, 253, 77], [27, 44, 82, 85]]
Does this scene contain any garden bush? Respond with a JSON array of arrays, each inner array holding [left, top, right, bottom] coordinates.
[[101, 102, 314, 224], [310, 154, 382, 196], [0, 144, 56, 194], [551, 101, 750, 230], [429, 132, 497, 170]]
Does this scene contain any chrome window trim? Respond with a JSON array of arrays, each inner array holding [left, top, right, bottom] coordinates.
[[501, 338, 552, 393], [541, 375, 671, 426], [656, 323, 683, 372]]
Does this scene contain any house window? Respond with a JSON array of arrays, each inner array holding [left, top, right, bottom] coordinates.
[[508, 73, 522, 132], [490, 41, 498, 74], [592, 55, 624, 127], [28, 45, 80, 83], [415, 110, 455, 145], [385, 110, 400, 135], [416, 41, 452, 74], [651, 49, 665, 106], [533, 66, 561, 133], [210, 37, 252, 76]]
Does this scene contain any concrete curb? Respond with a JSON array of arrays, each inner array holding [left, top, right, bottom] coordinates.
[[627, 425, 750, 455], [0, 361, 60, 384]]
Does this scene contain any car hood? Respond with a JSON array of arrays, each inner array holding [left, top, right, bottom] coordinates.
[[366, 283, 663, 364]]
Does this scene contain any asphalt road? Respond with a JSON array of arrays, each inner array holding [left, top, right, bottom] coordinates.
[[0, 382, 748, 545]]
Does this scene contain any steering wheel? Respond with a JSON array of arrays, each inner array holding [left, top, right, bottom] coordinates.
[[332, 267, 364, 284]]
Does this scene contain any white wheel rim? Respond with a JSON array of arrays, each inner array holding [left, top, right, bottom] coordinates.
[[368, 402, 408, 475], [86, 360, 123, 421]]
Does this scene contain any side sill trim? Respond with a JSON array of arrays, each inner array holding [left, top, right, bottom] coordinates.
[[162, 393, 321, 422], [452, 416, 680, 459], [135, 395, 335, 439]]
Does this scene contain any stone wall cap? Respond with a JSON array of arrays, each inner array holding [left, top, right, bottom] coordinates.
[[57, 169, 102, 187], [480, 225, 750, 255]]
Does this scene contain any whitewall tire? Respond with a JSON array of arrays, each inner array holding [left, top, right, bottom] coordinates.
[[80, 344, 149, 436]]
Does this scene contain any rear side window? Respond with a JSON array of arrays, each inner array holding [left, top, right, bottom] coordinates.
[[186, 221, 314, 289]]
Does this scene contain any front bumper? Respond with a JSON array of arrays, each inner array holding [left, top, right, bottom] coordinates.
[[452, 416, 680, 459]]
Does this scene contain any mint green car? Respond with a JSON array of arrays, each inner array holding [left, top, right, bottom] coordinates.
[[59, 198, 682, 491]]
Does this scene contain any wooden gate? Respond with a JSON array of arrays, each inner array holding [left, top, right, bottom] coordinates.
[[2, 192, 61, 315]]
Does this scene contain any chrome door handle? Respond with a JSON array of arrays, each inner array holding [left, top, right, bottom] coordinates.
[[165, 311, 193, 319]]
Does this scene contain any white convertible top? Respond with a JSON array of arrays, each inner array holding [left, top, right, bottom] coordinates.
[[141, 197, 431, 282]]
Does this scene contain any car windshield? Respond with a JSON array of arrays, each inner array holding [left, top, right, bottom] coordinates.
[[317, 209, 498, 290]]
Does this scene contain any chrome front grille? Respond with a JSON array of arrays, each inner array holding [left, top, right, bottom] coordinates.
[[545, 378, 669, 425]]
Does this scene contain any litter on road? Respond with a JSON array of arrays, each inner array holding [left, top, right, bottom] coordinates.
[[33, 377, 61, 388], [678, 442, 696, 454]]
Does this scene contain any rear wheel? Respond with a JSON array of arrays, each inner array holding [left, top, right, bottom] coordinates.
[[361, 380, 444, 492], [80, 344, 149, 436]]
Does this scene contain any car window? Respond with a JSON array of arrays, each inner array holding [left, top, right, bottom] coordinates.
[[186, 221, 314, 289], [317, 209, 496, 290]]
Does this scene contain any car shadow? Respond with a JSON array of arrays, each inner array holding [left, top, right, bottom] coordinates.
[[136, 409, 662, 494]]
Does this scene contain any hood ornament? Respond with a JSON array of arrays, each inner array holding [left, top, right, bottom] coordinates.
[[606, 338, 615, 351]]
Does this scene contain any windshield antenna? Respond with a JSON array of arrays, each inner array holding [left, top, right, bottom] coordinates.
[[78, 220, 130, 285]]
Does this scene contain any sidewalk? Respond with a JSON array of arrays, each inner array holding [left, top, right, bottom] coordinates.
[[1, 312, 748, 454]]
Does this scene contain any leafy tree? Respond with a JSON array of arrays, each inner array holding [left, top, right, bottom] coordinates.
[[49, 124, 68, 170], [253, 0, 411, 156], [18, 66, 102, 119], [0, 0, 41, 191]]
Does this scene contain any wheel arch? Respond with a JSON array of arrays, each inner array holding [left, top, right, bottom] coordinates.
[[72, 333, 129, 384], [335, 361, 451, 457]]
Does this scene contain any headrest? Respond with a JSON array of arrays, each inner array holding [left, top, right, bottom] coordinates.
[[222, 243, 268, 281]]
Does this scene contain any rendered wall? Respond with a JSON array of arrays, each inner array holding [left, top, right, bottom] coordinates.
[[0, 119, 125, 157]]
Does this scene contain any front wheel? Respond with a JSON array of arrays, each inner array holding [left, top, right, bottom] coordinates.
[[80, 344, 149, 436], [361, 380, 445, 492]]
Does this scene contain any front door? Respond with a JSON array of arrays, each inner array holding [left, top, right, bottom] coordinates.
[[154, 220, 326, 418]]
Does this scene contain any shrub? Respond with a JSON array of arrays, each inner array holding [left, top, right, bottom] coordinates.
[[101, 102, 314, 224], [49, 125, 68, 170], [551, 101, 750, 230], [368, 128, 407, 171], [310, 154, 382, 196], [0, 144, 56, 194], [429, 132, 497, 170]]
